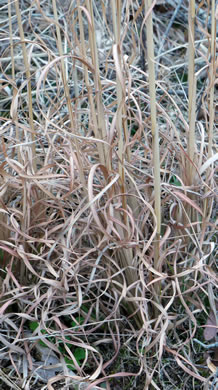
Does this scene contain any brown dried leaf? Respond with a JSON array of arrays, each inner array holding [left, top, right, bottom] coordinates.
[[173, 190, 203, 216]]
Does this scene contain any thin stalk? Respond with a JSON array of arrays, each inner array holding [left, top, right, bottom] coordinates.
[[7, 0, 21, 277], [70, 12, 80, 140], [15, 0, 35, 282], [85, 0, 108, 169], [187, 75, 197, 180], [15, 0, 36, 172], [187, 0, 196, 182], [111, 0, 123, 184], [76, 0, 106, 167], [111, 1, 131, 215], [111, 0, 141, 326], [52, 0, 86, 189], [207, 0, 215, 159], [188, 0, 195, 121], [8, 0, 21, 165], [203, 0, 216, 224], [144, 1, 161, 279], [186, 0, 198, 230], [111, 0, 133, 236]]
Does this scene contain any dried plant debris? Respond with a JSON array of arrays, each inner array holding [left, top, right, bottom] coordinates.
[[0, 0, 217, 389]]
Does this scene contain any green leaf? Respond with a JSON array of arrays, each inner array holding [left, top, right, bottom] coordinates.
[[29, 321, 39, 331], [39, 340, 48, 348], [64, 348, 85, 370], [169, 175, 181, 187], [29, 322, 55, 347], [64, 357, 75, 370], [74, 347, 86, 361], [71, 316, 84, 328]]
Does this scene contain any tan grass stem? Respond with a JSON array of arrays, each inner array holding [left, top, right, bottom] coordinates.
[[144, 1, 161, 283], [203, 0, 216, 225], [15, 0, 36, 172], [14, 0, 36, 282], [76, 1, 106, 167], [52, 0, 86, 189], [207, 0, 216, 159], [85, 0, 108, 169], [111, 0, 124, 184], [8, 0, 21, 165], [111, 0, 142, 326], [187, 0, 197, 182]]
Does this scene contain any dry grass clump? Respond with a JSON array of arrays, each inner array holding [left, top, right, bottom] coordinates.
[[0, 1, 217, 389]]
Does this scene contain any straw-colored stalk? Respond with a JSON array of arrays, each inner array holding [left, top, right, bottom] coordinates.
[[111, 0, 141, 327], [144, 1, 161, 285], [111, 0, 132, 245], [85, 0, 108, 169], [111, 0, 125, 186], [111, 0, 126, 225], [207, 0, 215, 160], [0, 1, 18, 273], [14, 0, 36, 172], [52, 0, 86, 189], [111, 0, 134, 223], [76, 0, 106, 168], [187, 0, 196, 182], [15, 0, 36, 282], [186, 0, 199, 230], [8, 0, 21, 165], [203, 0, 216, 223]]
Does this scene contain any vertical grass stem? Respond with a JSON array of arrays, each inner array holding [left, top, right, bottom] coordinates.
[[144, 1, 161, 281]]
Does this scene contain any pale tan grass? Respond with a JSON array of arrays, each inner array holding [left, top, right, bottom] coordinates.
[[144, 1, 162, 308], [0, 1, 217, 389], [14, 0, 36, 172]]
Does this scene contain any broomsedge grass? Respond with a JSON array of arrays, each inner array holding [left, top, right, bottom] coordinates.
[[0, 1, 217, 389], [14, 0, 36, 172], [144, 0, 161, 302]]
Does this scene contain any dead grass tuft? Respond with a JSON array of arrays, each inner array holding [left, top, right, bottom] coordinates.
[[0, 1, 217, 389]]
